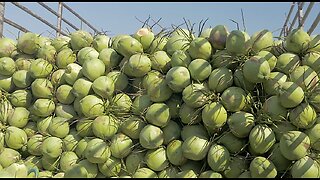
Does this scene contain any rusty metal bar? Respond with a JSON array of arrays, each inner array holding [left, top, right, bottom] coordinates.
[[0, 2, 5, 37], [4, 17, 29, 33], [61, 2, 99, 33], [11, 2, 67, 36], [279, 2, 295, 38], [37, 2, 79, 31], [57, 2, 62, 36], [308, 12, 320, 35], [300, 2, 315, 28], [288, 2, 305, 32]]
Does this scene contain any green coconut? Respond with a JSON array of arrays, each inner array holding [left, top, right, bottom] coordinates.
[[8, 89, 32, 108], [270, 121, 297, 141], [69, 30, 93, 51], [227, 111, 255, 138], [233, 68, 256, 91], [133, 27, 155, 51], [72, 78, 93, 98], [164, 35, 190, 56], [132, 168, 158, 178], [139, 124, 164, 149], [221, 86, 250, 112], [98, 156, 122, 177], [275, 53, 300, 75], [0, 57, 16, 76], [29, 58, 53, 78], [289, 102, 317, 129], [182, 83, 210, 108], [263, 71, 288, 96], [145, 147, 169, 171], [188, 37, 212, 60], [250, 29, 273, 53], [4, 126, 27, 150], [110, 133, 133, 159], [217, 132, 247, 154], [82, 58, 105, 81], [147, 36, 168, 54], [17, 32, 40, 55], [7, 107, 30, 128], [202, 102, 228, 130], [278, 81, 305, 109], [166, 140, 187, 166], [208, 25, 229, 50], [182, 135, 211, 161], [31, 78, 53, 99], [120, 115, 147, 139], [285, 28, 311, 54], [249, 124, 276, 155], [165, 94, 182, 119], [179, 103, 202, 125], [257, 50, 277, 71], [262, 95, 288, 121], [223, 156, 249, 178], [125, 151, 146, 174], [63, 63, 83, 85], [188, 58, 212, 82], [208, 67, 233, 93], [93, 34, 110, 52], [207, 144, 230, 172], [279, 131, 310, 161], [116, 36, 143, 58], [92, 115, 118, 140], [48, 117, 70, 138], [211, 49, 235, 69], [0, 38, 17, 58], [84, 138, 111, 164], [289, 65, 319, 91], [171, 50, 192, 67], [123, 53, 152, 77], [146, 103, 171, 127], [249, 156, 277, 178], [291, 156, 320, 178], [36, 45, 56, 63], [165, 66, 191, 93], [59, 151, 79, 172], [267, 143, 291, 172], [51, 35, 70, 52], [51, 69, 66, 86], [98, 48, 123, 72], [41, 136, 63, 158], [106, 70, 129, 92], [243, 55, 271, 83], [302, 52, 320, 73], [226, 30, 251, 56], [146, 74, 173, 102], [149, 50, 171, 73], [0, 74, 15, 92], [79, 95, 105, 118], [56, 48, 77, 68]]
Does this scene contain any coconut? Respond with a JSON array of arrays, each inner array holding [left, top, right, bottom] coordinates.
[[165, 94, 182, 119], [171, 50, 192, 67], [17, 32, 40, 55], [207, 144, 230, 172], [82, 58, 105, 81], [146, 103, 171, 127], [275, 53, 300, 75], [78, 159, 98, 178], [166, 140, 188, 166], [70, 30, 93, 51], [98, 156, 122, 177], [41, 136, 63, 158], [164, 35, 190, 56], [125, 151, 146, 174], [147, 36, 168, 54], [36, 45, 56, 63], [208, 25, 229, 50], [29, 58, 53, 78], [98, 48, 123, 72], [92, 115, 118, 140], [116, 36, 143, 58], [250, 29, 273, 53], [289, 102, 317, 129], [56, 48, 76, 68], [51, 69, 66, 86], [93, 34, 110, 52], [221, 86, 250, 112], [120, 115, 147, 139], [182, 135, 211, 161], [202, 102, 228, 130], [233, 68, 256, 91], [262, 95, 288, 121], [110, 93, 132, 115], [84, 138, 111, 164], [165, 66, 191, 93], [188, 37, 212, 60], [0, 57, 16, 76], [76, 119, 94, 138], [132, 168, 158, 178], [208, 67, 233, 93], [0, 38, 16, 58], [4, 126, 28, 150], [123, 53, 152, 77], [289, 65, 319, 91], [285, 28, 311, 54], [249, 156, 277, 178], [305, 118, 320, 151], [145, 147, 169, 171], [279, 131, 310, 160], [8, 89, 32, 108], [188, 58, 212, 82], [59, 151, 79, 172], [226, 30, 251, 56], [139, 124, 164, 149], [63, 63, 83, 85], [48, 117, 70, 138], [149, 50, 171, 73], [302, 52, 320, 73], [0, 148, 21, 168], [243, 55, 271, 83], [133, 27, 155, 51], [262, 71, 288, 96], [31, 78, 53, 99], [291, 156, 320, 178], [249, 124, 276, 155], [182, 83, 210, 108], [92, 76, 115, 99], [79, 95, 105, 118], [270, 121, 297, 141], [110, 133, 133, 159], [51, 35, 70, 52], [162, 120, 181, 145], [257, 50, 277, 71], [7, 107, 30, 128], [267, 143, 291, 172], [217, 132, 247, 154], [223, 156, 249, 178], [227, 111, 255, 138], [0, 74, 15, 92], [158, 166, 179, 178], [181, 124, 209, 141], [106, 70, 129, 92], [278, 81, 304, 108]]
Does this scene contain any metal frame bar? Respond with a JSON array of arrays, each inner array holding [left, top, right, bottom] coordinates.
[[279, 2, 295, 37], [61, 2, 99, 34], [11, 2, 68, 36], [4, 17, 29, 33], [288, 2, 305, 32], [308, 12, 320, 35], [300, 2, 314, 28], [37, 2, 79, 32]]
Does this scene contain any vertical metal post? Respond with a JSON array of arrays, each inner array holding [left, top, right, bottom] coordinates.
[[298, 2, 304, 28], [57, 2, 62, 37], [0, 2, 5, 37]]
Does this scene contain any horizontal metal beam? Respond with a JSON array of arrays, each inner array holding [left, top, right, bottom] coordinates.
[[37, 2, 79, 31], [11, 2, 67, 36], [61, 2, 99, 33]]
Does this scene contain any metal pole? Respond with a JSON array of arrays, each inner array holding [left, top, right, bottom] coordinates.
[[37, 2, 79, 31], [57, 2, 62, 37], [288, 2, 305, 32], [4, 17, 29, 33], [0, 2, 5, 37], [300, 2, 315, 28], [297, 2, 304, 28], [11, 2, 67, 36], [279, 2, 295, 37], [61, 2, 99, 33], [308, 12, 320, 35]]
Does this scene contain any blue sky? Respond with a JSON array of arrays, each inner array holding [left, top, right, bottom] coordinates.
[[2, 2, 320, 40]]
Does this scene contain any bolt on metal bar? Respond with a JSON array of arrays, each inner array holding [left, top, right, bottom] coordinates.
[[11, 2, 67, 36], [4, 17, 29, 33], [61, 2, 99, 33], [279, 2, 295, 38], [288, 2, 305, 32], [37, 2, 79, 31], [57, 2, 62, 36], [0, 2, 5, 37], [308, 12, 320, 35], [300, 2, 315, 28]]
